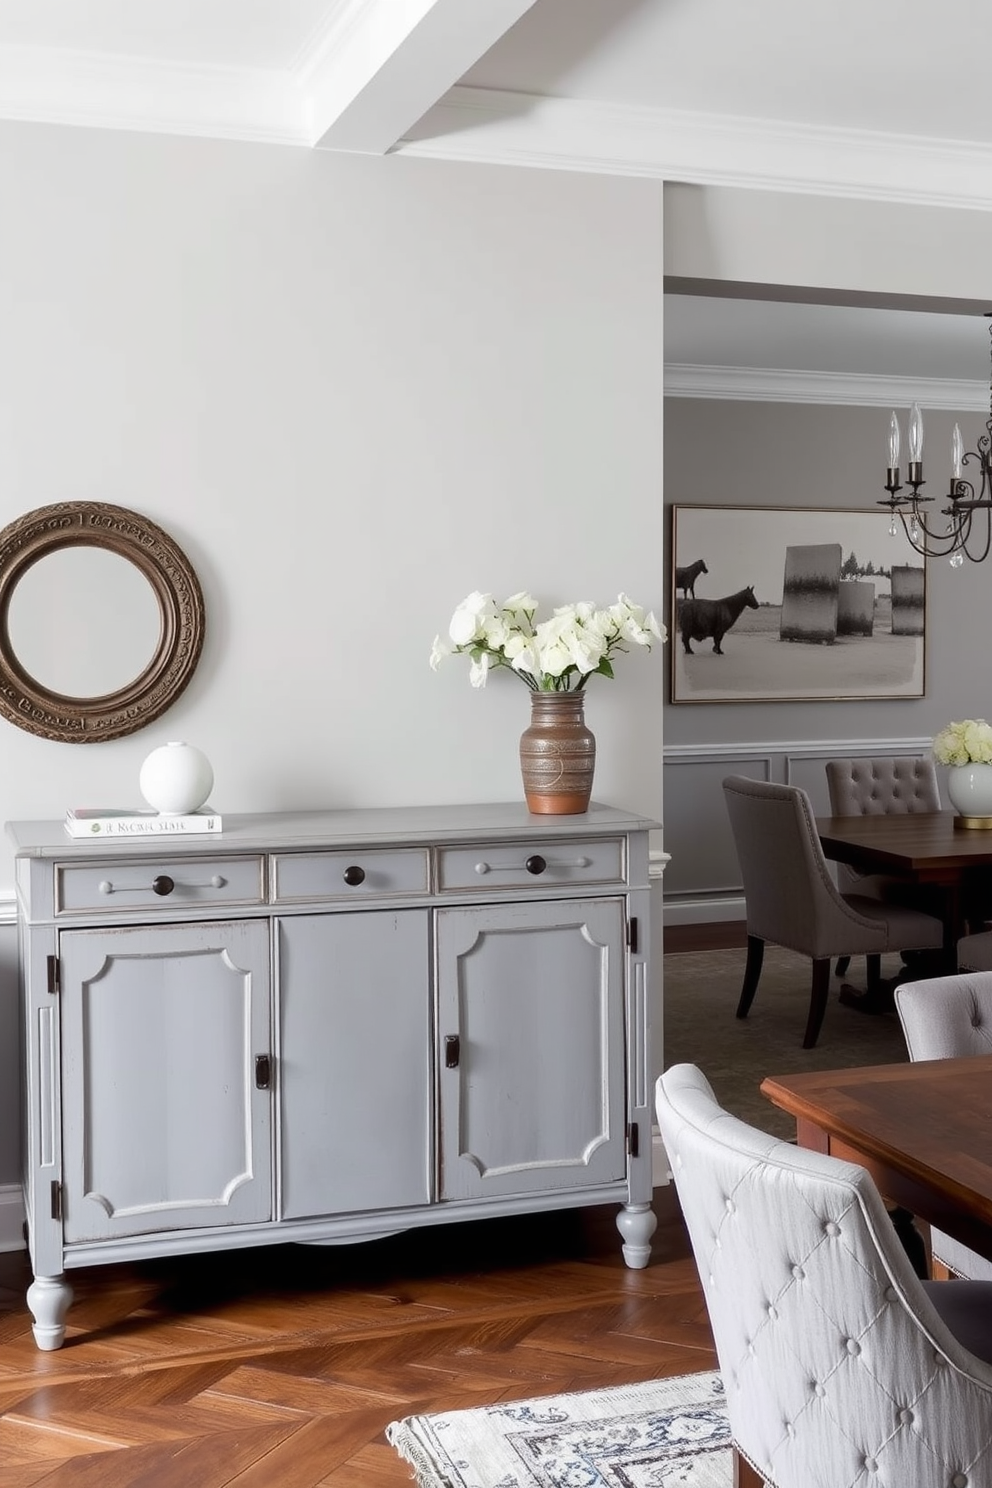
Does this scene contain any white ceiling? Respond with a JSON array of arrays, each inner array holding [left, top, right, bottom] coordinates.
[[1, 0, 989, 387]]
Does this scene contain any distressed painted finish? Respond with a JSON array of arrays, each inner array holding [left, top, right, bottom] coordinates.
[[9, 802, 658, 1348]]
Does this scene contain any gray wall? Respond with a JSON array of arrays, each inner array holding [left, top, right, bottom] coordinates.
[[662, 397, 985, 913], [0, 122, 667, 1207]]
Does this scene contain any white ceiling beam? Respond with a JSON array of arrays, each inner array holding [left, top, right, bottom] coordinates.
[[300, 0, 539, 154]]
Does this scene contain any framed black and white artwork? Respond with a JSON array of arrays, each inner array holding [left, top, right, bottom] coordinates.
[[670, 504, 926, 704]]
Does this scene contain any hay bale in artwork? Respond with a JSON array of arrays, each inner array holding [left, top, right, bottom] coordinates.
[[837, 580, 875, 637], [780, 543, 841, 643], [890, 564, 925, 635]]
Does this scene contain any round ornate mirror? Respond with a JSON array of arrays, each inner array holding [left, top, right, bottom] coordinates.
[[0, 501, 205, 743]]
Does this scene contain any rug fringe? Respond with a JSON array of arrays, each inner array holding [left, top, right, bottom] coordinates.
[[386, 1420, 459, 1488]]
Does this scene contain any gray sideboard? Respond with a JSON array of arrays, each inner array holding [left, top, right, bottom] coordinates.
[[9, 801, 659, 1349]]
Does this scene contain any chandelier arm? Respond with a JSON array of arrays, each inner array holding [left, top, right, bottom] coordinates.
[[889, 508, 964, 559], [962, 509, 992, 564]]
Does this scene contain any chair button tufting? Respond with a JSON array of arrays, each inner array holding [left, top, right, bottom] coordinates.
[[864, 1458, 878, 1473], [792, 1265, 805, 1279], [767, 1304, 778, 1320], [846, 1339, 861, 1356], [725, 1199, 736, 1213], [885, 1287, 899, 1302], [898, 1409, 913, 1425], [814, 1382, 827, 1398], [952, 1475, 968, 1487], [825, 1221, 840, 1236]]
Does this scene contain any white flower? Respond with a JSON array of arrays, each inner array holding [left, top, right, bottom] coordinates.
[[933, 718, 992, 765], [429, 635, 451, 671], [431, 590, 665, 692], [449, 591, 494, 646]]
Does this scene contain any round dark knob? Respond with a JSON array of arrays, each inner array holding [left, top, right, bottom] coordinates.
[[525, 854, 547, 876], [151, 874, 175, 897], [343, 865, 366, 887]]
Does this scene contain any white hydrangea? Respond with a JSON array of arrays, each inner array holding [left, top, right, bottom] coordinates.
[[430, 591, 667, 691]]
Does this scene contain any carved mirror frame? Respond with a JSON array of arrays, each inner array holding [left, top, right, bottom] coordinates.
[[0, 501, 205, 743]]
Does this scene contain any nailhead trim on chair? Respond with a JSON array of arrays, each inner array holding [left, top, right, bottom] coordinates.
[[659, 1064, 992, 1488]]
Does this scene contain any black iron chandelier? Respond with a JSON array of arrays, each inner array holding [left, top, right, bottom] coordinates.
[[881, 314, 992, 566]]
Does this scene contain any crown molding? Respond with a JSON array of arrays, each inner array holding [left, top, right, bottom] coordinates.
[[0, 43, 308, 144], [399, 87, 992, 212], [0, 48, 989, 217], [665, 365, 990, 409]]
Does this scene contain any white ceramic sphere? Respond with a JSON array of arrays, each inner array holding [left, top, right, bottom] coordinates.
[[139, 741, 214, 815]]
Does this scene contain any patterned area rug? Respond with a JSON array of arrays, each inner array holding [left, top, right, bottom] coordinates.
[[386, 1369, 733, 1487]]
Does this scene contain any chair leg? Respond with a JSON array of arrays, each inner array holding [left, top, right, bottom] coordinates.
[[865, 952, 882, 992], [736, 935, 764, 1019], [803, 958, 831, 1049], [835, 955, 851, 977], [733, 1446, 764, 1487]]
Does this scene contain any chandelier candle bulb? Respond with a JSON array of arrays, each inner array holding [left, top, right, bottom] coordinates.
[[953, 423, 964, 480], [909, 402, 925, 463], [889, 410, 901, 471]]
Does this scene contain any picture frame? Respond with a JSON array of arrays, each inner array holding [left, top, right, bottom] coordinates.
[[670, 504, 926, 704]]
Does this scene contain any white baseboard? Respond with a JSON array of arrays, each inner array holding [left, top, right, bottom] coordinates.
[[0, 1185, 24, 1252], [664, 896, 746, 927]]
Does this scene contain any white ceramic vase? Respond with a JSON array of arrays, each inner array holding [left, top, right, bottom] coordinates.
[[945, 762, 992, 822], [139, 741, 214, 815]]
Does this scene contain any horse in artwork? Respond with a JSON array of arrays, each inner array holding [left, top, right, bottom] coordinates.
[[680, 585, 759, 655], [675, 558, 708, 598]]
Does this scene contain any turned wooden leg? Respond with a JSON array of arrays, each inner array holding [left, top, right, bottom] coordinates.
[[616, 1202, 657, 1268], [736, 936, 764, 1019], [835, 955, 851, 977], [26, 1274, 74, 1351]]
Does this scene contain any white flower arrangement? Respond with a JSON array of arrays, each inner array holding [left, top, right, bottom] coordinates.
[[430, 591, 666, 692], [932, 718, 992, 766]]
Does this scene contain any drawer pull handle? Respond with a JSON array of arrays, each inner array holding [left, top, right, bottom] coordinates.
[[255, 1054, 271, 1089], [343, 865, 366, 887], [473, 855, 592, 876], [525, 855, 547, 876], [98, 873, 228, 896], [444, 1034, 460, 1069]]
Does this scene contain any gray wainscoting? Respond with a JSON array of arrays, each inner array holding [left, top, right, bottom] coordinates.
[[662, 736, 936, 926]]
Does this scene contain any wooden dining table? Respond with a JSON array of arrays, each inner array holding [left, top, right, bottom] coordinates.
[[761, 1056, 992, 1263], [817, 809, 992, 957]]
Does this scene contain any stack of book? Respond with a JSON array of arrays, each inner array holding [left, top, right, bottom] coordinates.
[[64, 808, 223, 839]]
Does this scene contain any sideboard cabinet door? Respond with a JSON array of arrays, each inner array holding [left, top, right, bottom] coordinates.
[[60, 920, 272, 1242], [436, 898, 626, 1202], [278, 911, 431, 1219]]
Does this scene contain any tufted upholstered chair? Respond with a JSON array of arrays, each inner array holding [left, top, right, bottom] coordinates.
[[723, 775, 944, 1047], [656, 1062, 992, 1488], [895, 972, 992, 1283], [825, 756, 943, 979]]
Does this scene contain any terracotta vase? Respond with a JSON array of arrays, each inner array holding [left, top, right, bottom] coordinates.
[[519, 690, 595, 815]]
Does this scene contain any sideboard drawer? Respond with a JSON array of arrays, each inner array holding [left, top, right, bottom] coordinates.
[[56, 856, 265, 915], [438, 837, 625, 892], [273, 848, 429, 902]]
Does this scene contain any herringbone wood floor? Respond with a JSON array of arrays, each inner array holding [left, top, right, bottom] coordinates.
[[0, 927, 732, 1486], [0, 1189, 714, 1487]]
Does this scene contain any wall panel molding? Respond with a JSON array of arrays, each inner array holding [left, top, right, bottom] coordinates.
[[662, 735, 934, 925]]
